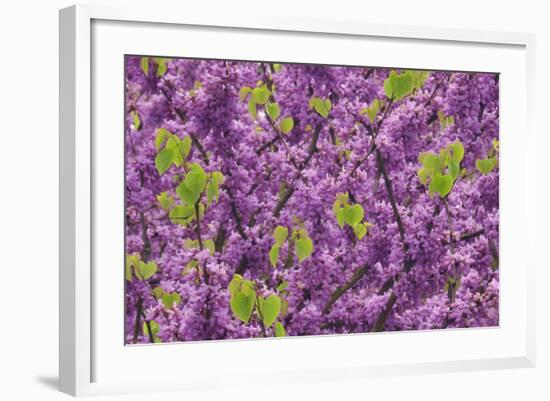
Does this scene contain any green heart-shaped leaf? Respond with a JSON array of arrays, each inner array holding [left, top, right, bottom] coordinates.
[[269, 244, 280, 267], [335, 207, 345, 229], [279, 117, 294, 134], [273, 225, 288, 246], [169, 205, 194, 226], [165, 137, 183, 166], [181, 135, 192, 160], [265, 102, 280, 121], [162, 292, 181, 309], [353, 223, 367, 240], [309, 97, 330, 118], [449, 141, 464, 163], [248, 98, 257, 119], [274, 321, 286, 337], [448, 160, 460, 180], [295, 237, 313, 262], [176, 181, 198, 205], [419, 152, 442, 175], [155, 148, 174, 175], [384, 71, 413, 100], [251, 85, 270, 105], [184, 164, 207, 195], [429, 173, 454, 198], [239, 86, 252, 102], [228, 275, 243, 298], [137, 261, 157, 280], [230, 291, 256, 323], [476, 158, 497, 175], [154, 128, 171, 150], [262, 294, 281, 327], [343, 204, 364, 227]]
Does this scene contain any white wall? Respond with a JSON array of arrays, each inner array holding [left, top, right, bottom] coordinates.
[[0, 0, 547, 400]]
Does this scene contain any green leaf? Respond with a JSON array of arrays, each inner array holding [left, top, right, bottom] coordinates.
[[143, 320, 160, 338], [169, 205, 194, 225], [183, 239, 199, 249], [154, 128, 171, 150], [251, 85, 270, 105], [273, 226, 288, 246], [417, 168, 429, 185], [156, 59, 167, 77], [448, 160, 460, 180], [155, 148, 174, 175], [230, 291, 256, 323], [140, 57, 149, 75], [266, 102, 280, 121], [335, 208, 345, 229], [476, 158, 497, 175], [429, 174, 454, 198], [279, 117, 294, 134], [165, 137, 183, 166], [176, 181, 197, 205], [229, 275, 243, 298], [181, 136, 192, 160], [182, 259, 199, 276], [262, 294, 281, 327], [152, 286, 164, 299], [132, 111, 141, 130], [248, 98, 257, 119], [274, 321, 286, 337], [176, 164, 207, 204], [204, 239, 216, 256], [295, 237, 313, 262], [162, 292, 180, 309], [273, 64, 282, 73], [353, 223, 367, 240], [309, 97, 330, 118], [269, 244, 280, 267], [157, 192, 174, 211], [276, 281, 289, 292], [383, 70, 414, 100], [420, 152, 442, 175], [280, 298, 289, 317], [205, 171, 224, 206], [125, 254, 140, 281], [137, 261, 157, 280], [449, 141, 464, 163], [239, 86, 252, 102], [407, 70, 429, 90], [343, 204, 364, 227], [366, 99, 380, 122]]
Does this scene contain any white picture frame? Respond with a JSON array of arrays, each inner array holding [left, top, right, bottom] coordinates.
[[59, 3, 536, 397]]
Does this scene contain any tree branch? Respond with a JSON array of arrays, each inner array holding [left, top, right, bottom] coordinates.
[[132, 296, 144, 344], [322, 264, 369, 315], [273, 123, 321, 217]]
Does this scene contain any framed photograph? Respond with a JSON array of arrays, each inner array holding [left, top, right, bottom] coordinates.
[[59, 4, 536, 396]]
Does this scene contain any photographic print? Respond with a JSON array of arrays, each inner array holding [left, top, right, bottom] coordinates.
[[125, 56, 499, 344]]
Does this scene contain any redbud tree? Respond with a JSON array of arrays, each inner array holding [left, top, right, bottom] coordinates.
[[125, 56, 499, 343]]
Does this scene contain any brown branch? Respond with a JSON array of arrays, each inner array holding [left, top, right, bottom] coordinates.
[[132, 296, 144, 344], [322, 264, 369, 315], [229, 199, 248, 240], [460, 229, 485, 242], [214, 223, 226, 253], [194, 200, 203, 251], [375, 148, 406, 243], [140, 212, 152, 262], [371, 293, 397, 332], [140, 310, 155, 343], [158, 85, 210, 165], [273, 123, 321, 217]]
